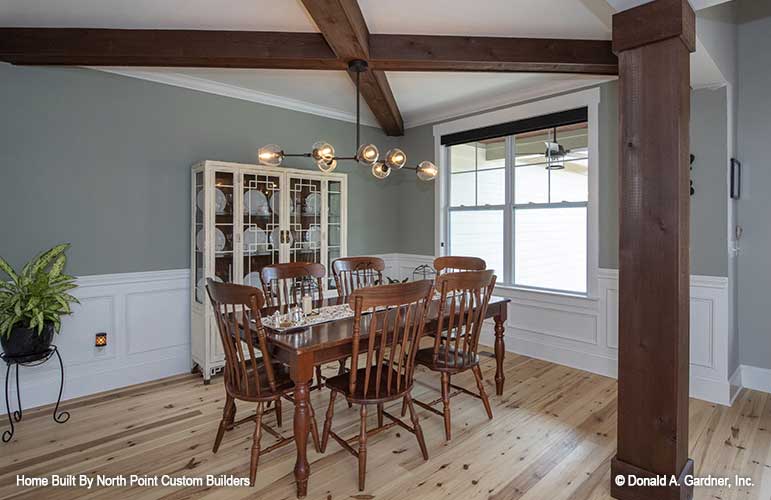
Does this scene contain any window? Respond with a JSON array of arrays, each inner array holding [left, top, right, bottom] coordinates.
[[445, 116, 590, 295]]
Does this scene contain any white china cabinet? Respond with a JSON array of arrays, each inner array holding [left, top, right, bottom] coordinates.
[[190, 160, 348, 382]]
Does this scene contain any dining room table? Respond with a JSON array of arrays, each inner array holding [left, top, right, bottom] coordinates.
[[254, 292, 510, 498]]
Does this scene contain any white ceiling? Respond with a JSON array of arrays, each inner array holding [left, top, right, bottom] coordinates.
[[357, 0, 611, 39], [0, 0, 318, 31], [0, 0, 728, 129]]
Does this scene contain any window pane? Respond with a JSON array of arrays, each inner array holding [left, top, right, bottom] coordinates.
[[477, 138, 506, 170], [449, 143, 476, 173], [514, 165, 548, 204], [514, 207, 586, 293], [450, 171, 476, 206], [515, 129, 550, 166], [477, 169, 505, 205], [450, 210, 504, 278], [550, 158, 588, 202]]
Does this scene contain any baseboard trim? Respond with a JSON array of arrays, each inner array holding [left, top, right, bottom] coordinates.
[[739, 364, 771, 395]]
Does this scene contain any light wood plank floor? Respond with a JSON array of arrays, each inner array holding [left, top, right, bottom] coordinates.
[[1, 346, 770, 500]]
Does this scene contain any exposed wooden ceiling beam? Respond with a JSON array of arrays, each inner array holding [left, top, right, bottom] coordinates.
[[369, 34, 618, 74], [0, 28, 345, 69], [300, 0, 404, 136], [0, 26, 619, 135]]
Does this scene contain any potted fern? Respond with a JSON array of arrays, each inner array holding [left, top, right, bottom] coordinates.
[[0, 244, 79, 359]]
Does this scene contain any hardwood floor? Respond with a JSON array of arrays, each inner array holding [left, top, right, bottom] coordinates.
[[1, 347, 770, 500]]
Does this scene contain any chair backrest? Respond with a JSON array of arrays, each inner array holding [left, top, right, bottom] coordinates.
[[433, 256, 487, 274], [348, 280, 434, 399], [332, 256, 385, 296], [432, 270, 496, 366], [206, 279, 276, 399], [260, 262, 325, 307]]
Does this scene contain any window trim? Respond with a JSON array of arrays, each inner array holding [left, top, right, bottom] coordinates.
[[434, 87, 600, 299]]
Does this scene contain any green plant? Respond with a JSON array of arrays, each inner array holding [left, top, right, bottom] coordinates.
[[0, 244, 79, 338]]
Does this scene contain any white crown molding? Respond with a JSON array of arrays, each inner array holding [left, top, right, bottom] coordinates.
[[403, 77, 616, 130], [90, 67, 379, 128]]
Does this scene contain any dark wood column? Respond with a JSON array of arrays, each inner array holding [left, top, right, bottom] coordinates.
[[611, 1, 695, 500]]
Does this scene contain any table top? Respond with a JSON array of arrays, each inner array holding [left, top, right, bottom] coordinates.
[[255, 294, 510, 355]]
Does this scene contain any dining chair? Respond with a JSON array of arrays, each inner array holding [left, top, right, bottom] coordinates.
[[412, 270, 496, 441], [260, 262, 327, 390], [332, 256, 385, 296], [320, 280, 433, 491], [206, 279, 321, 486], [433, 256, 487, 274], [260, 262, 325, 308], [331, 256, 386, 392]]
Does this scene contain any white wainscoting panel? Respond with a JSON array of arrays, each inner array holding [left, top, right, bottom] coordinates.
[[0, 258, 748, 415], [0, 269, 191, 414], [388, 255, 737, 406]]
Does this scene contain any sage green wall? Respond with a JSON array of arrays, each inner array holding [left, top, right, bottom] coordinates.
[[690, 87, 729, 277], [395, 81, 730, 278], [0, 64, 401, 276]]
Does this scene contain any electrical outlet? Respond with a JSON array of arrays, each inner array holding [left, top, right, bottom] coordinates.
[[94, 332, 108, 356]]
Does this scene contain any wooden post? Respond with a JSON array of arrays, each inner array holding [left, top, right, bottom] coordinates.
[[611, 1, 695, 500]]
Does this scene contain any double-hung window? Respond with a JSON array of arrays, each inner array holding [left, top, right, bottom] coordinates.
[[444, 107, 590, 295]]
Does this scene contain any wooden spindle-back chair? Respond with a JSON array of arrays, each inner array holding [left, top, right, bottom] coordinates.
[[206, 279, 320, 486], [413, 270, 496, 441], [433, 256, 487, 274], [320, 280, 433, 491], [260, 262, 325, 308], [260, 262, 328, 389], [332, 256, 385, 296]]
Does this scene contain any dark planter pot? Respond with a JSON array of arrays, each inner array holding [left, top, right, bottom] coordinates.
[[0, 322, 55, 360]]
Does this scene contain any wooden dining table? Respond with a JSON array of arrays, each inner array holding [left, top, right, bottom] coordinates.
[[254, 293, 510, 498]]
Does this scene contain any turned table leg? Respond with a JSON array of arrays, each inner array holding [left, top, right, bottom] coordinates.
[[291, 356, 313, 498], [493, 306, 507, 396]]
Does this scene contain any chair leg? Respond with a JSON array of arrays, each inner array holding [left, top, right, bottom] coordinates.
[[358, 405, 368, 491], [315, 365, 323, 391], [321, 391, 337, 453], [405, 394, 429, 460], [308, 398, 321, 453], [441, 372, 452, 441], [249, 403, 264, 486], [472, 365, 493, 420], [377, 403, 384, 428], [275, 397, 283, 428], [213, 394, 235, 453], [400, 396, 408, 417], [339, 360, 353, 408]]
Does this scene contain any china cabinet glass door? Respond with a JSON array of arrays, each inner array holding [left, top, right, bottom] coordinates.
[[213, 170, 237, 286], [193, 171, 205, 304], [287, 175, 324, 268], [241, 171, 283, 290], [326, 179, 343, 291]]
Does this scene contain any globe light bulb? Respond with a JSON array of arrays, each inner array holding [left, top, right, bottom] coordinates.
[[416, 160, 438, 181], [356, 144, 379, 165], [311, 141, 335, 162], [258, 144, 283, 167], [371, 162, 390, 179], [384, 148, 407, 169], [317, 157, 338, 173]]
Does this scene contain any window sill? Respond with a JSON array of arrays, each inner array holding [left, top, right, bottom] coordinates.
[[494, 284, 599, 304]]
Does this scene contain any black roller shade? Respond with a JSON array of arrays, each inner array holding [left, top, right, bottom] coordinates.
[[440, 107, 588, 147]]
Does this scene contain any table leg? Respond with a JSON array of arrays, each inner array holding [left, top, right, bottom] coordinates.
[[291, 357, 313, 498], [494, 310, 506, 396]]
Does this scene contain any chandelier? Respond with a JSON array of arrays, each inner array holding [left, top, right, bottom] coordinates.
[[257, 60, 437, 182]]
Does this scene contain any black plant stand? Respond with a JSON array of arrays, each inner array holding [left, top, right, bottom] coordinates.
[[2, 346, 69, 443]]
